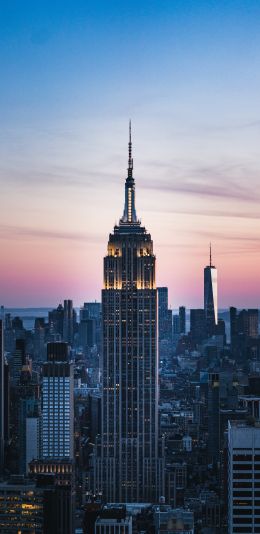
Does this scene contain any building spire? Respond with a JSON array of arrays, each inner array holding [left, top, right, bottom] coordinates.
[[128, 119, 133, 178], [120, 121, 138, 224], [210, 242, 212, 267]]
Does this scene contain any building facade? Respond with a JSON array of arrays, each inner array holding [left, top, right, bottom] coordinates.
[[0, 317, 4, 472], [94, 124, 164, 502], [228, 420, 260, 534], [41, 342, 74, 459]]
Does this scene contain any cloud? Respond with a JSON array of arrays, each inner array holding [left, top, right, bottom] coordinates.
[[140, 160, 259, 203], [0, 224, 103, 244], [144, 206, 260, 220], [0, 166, 117, 190]]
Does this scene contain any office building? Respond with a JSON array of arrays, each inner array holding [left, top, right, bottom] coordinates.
[[204, 245, 218, 337], [41, 342, 74, 459], [12, 338, 26, 385], [48, 304, 64, 339], [0, 477, 44, 533], [154, 506, 194, 534], [19, 397, 40, 474], [63, 299, 74, 345], [81, 302, 101, 321], [158, 287, 169, 341], [173, 315, 180, 336], [94, 124, 164, 502], [190, 309, 206, 344], [0, 317, 4, 472], [230, 308, 259, 362], [228, 420, 260, 534], [179, 306, 186, 335], [34, 317, 46, 361], [207, 373, 220, 465], [95, 506, 132, 534]]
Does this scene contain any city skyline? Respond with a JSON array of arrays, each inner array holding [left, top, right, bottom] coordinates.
[[1, 1, 260, 307]]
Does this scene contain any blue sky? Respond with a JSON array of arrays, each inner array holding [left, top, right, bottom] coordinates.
[[1, 1, 260, 306]]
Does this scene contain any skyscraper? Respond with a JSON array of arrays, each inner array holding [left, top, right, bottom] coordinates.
[[204, 245, 218, 337], [63, 300, 74, 345], [0, 316, 4, 472], [158, 287, 169, 341], [228, 420, 260, 534], [95, 123, 164, 502], [179, 306, 186, 335], [190, 309, 206, 345], [41, 342, 74, 459]]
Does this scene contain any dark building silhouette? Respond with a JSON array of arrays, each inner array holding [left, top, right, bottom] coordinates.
[[179, 306, 186, 335], [4, 358, 9, 444], [230, 308, 259, 362], [48, 304, 64, 340], [0, 317, 4, 472], [30, 460, 75, 534], [34, 318, 45, 361], [158, 287, 169, 341], [190, 309, 206, 345], [12, 338, 26, 385], [63, 300, 74, 345]]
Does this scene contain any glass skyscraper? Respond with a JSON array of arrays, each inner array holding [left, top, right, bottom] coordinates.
[[94, 124, 164, 502], [204, 245, 218, 337]]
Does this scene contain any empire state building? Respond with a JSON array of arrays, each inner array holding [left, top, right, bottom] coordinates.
[[94, 124, 164, 503]]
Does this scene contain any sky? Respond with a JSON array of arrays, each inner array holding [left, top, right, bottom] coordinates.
[[0, 0, 260, 308]]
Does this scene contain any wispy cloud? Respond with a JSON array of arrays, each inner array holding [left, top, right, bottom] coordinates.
[[140, 160, 259, 203], [0, 225, 103, 244], [143, 206, 260, 220], [0, 166, 117, 190]]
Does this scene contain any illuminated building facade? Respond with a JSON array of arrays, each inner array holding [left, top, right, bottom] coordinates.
[[204, 245, 218, 337], [0, 479, 44, 532], [95, 124, 164, 502]]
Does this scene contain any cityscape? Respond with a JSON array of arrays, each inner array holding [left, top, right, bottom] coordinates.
[[0, 126, 259, 533], [1, 2, 260, 534]]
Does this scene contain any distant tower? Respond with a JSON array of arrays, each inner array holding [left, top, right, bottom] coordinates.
[[204, 244, 218, 337], [95, 123, 164, 502], [41, 342, 74, 459]]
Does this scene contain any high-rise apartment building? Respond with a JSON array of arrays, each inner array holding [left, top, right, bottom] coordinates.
[[204, 245, 218, 337], [41, 342, 74, 459], [95, 124, 164, 502], [228, 420, 260, 534]]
